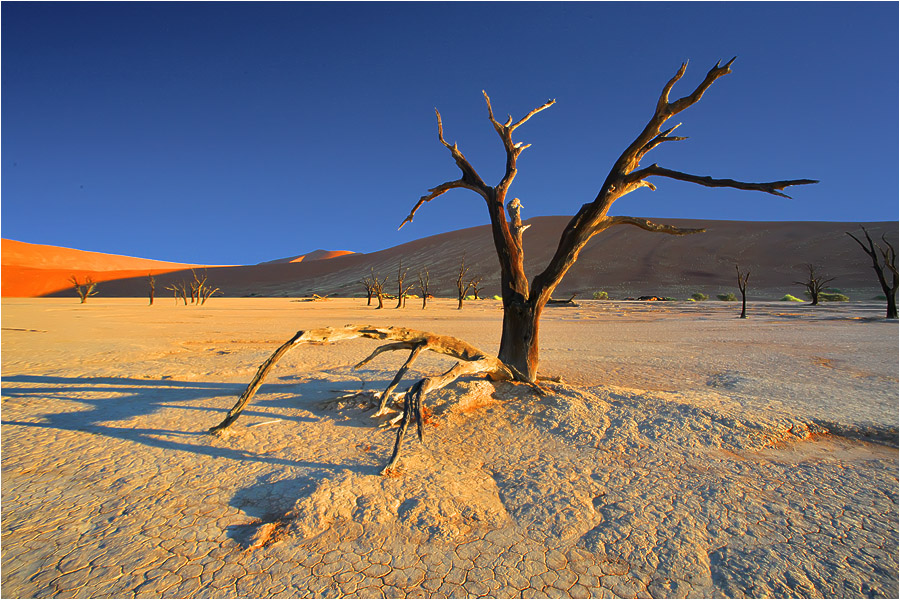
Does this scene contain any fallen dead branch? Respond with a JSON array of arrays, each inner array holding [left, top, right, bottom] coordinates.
[[208, 325, 542, 473]]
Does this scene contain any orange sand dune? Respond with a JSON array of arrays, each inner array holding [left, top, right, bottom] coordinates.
[[0, 265, 195, 298], [1, 239, 209, 297], [2, 239, 204, 272], [257, 249, 355, 265]]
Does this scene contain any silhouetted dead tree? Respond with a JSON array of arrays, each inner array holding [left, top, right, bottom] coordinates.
[[795, 264, 834, 306], [456, 257, 476, 309], [395, 260, 413, 308], [148, 273, 156, 306], [736, 265, 750, 318], [847, 227, 898, 318], [70, 276, 98, 303], [209, 59, 816, 473], [361, 270, 377, 305], [418, 270, 430, 309]]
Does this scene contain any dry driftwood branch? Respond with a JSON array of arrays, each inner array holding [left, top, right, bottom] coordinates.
[[598, 216, 706, 236], [846, 227, 899, 318], [547, 293, 578, 306], [208, 325, 538, 472]]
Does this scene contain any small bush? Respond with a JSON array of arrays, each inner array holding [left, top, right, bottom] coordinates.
[[465, 295, 476, 300], [691, 292, 708, 301], [781, 294, 804, 302], [592, 291, 609, 300], [820, 292, 849, 302], [493, 295, 502, 301], [663, 297, 676, 302], [717, 293, 738, 301]]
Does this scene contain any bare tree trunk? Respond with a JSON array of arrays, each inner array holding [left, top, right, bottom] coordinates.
[[736, 265, 750, 318], [148, 274, 156, 306], [847, 228, 899, 319], [498, 300, 543, 381], [418, 270, 430, 309]]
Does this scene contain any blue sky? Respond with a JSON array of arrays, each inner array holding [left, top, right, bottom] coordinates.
[[2, 2, 897, 265]]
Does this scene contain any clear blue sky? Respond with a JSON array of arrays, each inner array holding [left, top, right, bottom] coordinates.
[[2, 2, 897, 265]]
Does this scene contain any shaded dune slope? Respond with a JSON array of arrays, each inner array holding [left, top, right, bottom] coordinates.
[[4, 218, 897, 299]]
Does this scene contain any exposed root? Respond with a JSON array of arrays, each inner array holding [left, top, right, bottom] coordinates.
[[207, 325, 530, 472]]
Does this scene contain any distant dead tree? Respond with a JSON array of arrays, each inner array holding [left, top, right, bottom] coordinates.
[[191, 270, 220, 306], [370, 271, 388, 309], [456, 256, 476, 309], [148, 273, 156, 306], [418, 270, 431, 309], [794, 264, 835, 306], [208, 59, 816, 473], [395, 260, 414, 308], [70, 276, 98, 303], [469, 276, 485, 300], [736, 265, 750, 318], [360, 270, 377, 306], [846, 227, 898, 319], [166, 281, 189, 305]]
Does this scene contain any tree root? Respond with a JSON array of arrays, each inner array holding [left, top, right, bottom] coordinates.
[[207, 325, 539, 473]]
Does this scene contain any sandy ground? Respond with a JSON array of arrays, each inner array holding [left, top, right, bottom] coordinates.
[[1, 297, 897, 598]]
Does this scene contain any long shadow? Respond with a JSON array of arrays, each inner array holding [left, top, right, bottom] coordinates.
[[0, 374, 358, 467]]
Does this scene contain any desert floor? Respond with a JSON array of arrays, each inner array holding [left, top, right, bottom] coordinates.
[[2, 297, 898, 598]]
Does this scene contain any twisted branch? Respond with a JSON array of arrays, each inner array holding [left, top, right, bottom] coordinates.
[[597, 216, 706, 236], [626, 164, 818, 199]]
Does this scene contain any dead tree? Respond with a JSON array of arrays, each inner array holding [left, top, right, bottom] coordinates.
[[148, 273, 156, 306], [166, 281, 188, 305], [736, 265, 750, 318], [70, 276, 98, 303], [395, 260, 414, 308], [209, 59, 816, 473], [361, 271, 377, 306], [418, 270, 430, 309], [456, 257, 475, 309], [794, 264, 834, 306], [470, 276, 484, 300], [370, 271, 388, 309], [846, 227, 898, 318]]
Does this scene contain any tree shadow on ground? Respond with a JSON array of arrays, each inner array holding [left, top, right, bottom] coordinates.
[[0, 374, 367, 468]]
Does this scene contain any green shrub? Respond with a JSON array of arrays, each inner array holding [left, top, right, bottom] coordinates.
[[781, 294, 804, 302], [465, 295, 476, 300], [493, 295, 502, 301], [820, 292, 849, 302], [592, 291, 609, 300], [663, 297, 676, 302], [691, 292, 708, 301], [717, 293, 738, 301]]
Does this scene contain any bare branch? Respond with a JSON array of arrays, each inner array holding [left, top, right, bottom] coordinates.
[[434, 108, 490, 194], [511, 97, 556, 132], [628, 164, 818, 199], [208, 325, 517, 435], [667, 57, 737, 116], [598, 216, 706, 236]]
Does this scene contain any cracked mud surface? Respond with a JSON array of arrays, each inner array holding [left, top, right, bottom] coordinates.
[[2, 298, 897, 598]]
